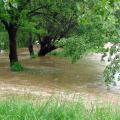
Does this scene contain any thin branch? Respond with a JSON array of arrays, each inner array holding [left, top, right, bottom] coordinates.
[[28, 4, 51, 17], [18, 0, 31, 12]]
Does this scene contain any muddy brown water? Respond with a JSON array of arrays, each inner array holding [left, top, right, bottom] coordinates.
[[0, 48, 120, 104]]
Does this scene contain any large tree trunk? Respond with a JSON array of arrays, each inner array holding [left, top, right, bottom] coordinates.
[[28, 32, 34, 56], [7, 24, 18, 65], [38, 36, 56, 56]]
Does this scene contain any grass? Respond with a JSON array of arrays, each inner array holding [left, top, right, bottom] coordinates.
[[0, 99, 119, 120], [10, 62, 24, 72]]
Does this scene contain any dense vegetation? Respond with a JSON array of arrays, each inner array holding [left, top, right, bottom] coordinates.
[[0, 0, 119, 63], [0, 99, 119, 120]]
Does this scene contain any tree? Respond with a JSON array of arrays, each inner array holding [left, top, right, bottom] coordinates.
[[0, 0, 30, 68], [0, 0, 52, 69], [55, 0, 120, 62], [27, 0, 79, 56]]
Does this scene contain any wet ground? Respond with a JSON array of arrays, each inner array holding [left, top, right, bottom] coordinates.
[[0, 48, 120, 104]]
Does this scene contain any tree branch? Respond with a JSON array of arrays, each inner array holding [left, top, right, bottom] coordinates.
[[18, 0, 31, 12], [27, 4, 51, 17]]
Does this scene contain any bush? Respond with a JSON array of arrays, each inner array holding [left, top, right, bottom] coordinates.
[[10, 62, 24, 72], [55, 36, 89, 63]]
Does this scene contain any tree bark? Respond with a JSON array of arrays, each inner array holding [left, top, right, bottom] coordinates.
[[28, 33, 34, 56], [38, 36, 56, 56], [7, 24, 18, 65]]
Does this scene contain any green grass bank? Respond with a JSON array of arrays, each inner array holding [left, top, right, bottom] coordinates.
[[0, 99, 119, 120]]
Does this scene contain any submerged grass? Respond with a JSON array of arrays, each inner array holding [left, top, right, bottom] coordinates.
[[0, 99, 119, 120], [11, 62, 24, 72]]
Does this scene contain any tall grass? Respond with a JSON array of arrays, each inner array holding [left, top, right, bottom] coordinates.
[[0, 99, 119, 120]]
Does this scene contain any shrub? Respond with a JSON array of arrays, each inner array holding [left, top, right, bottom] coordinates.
[[10, 62, 24, 72]]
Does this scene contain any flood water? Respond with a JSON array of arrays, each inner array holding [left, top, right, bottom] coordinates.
[[0, 49, 120, 103]]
